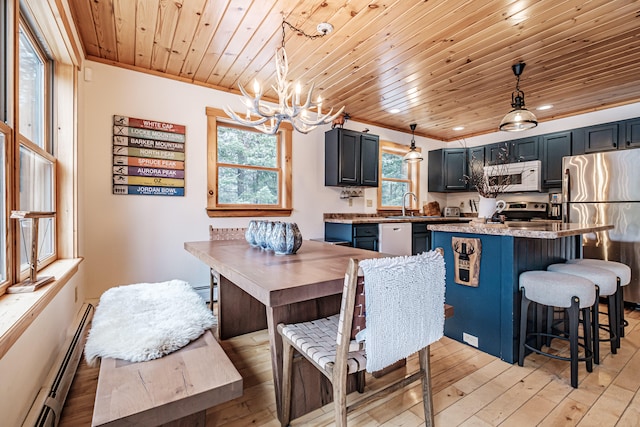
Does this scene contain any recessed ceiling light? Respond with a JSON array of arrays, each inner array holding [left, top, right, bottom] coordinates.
[[452, 126, 465, 131], [537, 104, 553, 111], [389, 108, 401, 114]]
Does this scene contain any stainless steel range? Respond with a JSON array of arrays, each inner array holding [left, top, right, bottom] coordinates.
[[502, 201, 549, 222]]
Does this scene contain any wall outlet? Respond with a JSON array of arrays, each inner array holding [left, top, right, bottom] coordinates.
[[463, 332, 478, 348], [366, 199, 373, 207]]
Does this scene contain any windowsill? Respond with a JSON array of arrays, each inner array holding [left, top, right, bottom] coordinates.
[[0, 258, 83, 360], [206, 208, 293, 217]]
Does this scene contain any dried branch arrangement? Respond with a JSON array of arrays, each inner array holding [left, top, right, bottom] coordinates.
[[464, 146, 512, 198]]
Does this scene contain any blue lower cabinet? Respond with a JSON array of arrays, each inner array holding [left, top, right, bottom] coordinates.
[[431, 231, 571, 364], [432, 232, 515, 362]]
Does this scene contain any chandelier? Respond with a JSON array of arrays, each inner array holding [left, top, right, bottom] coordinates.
[[224, 20, 345, 135]]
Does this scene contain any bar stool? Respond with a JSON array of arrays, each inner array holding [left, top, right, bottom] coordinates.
[[566, 259, 631, 343], [519, 270, 595, 388], [547, 263, 618, 363]]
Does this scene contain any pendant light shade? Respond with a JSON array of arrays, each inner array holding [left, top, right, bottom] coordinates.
[[403, 123, 423, 163], [499, 62, 538, 132]]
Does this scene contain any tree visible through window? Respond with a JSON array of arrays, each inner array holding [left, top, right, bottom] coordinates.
[[217, 126, 279, 205], [378, 140, 420, 211], [206, 108, 292, 217]]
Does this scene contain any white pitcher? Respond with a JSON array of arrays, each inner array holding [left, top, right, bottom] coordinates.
[[478, 197, 506, 219]]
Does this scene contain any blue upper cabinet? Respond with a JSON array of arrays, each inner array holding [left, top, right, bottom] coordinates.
[[540, 131, 572, 189], [582, 123, 621, 153], [325, 128, 379, 187], [623, 118, 640, 149], [572, 119, 640, 154], [509, 137, 539, 162], [486, 138, 538, 165], [428, 148, 468, 192]]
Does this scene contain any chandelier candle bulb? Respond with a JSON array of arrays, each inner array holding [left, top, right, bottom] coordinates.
[[295, 82, 301, 104], [253, 79, 260, 97]]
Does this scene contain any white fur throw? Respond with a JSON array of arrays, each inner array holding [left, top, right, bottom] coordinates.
[[359, 251, 446, 372], [85, 279, 215, 366]]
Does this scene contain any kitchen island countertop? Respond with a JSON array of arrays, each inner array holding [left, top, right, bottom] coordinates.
[[427, 222, 613, 239]]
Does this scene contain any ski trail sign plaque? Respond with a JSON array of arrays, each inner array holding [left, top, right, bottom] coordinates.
[[112, 115, 186, 196]]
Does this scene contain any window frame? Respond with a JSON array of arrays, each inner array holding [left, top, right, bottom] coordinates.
[[15, 16, 56, 279], [377, 140, 420, 212], [206, 107, 292, 217], [18, 18, 52, 152]]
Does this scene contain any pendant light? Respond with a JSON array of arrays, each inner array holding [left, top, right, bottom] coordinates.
[[403, 123, 423, 162], [499, 62, 538, 132]]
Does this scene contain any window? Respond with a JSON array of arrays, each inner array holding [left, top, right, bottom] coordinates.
[[0, 9, 60, 296], [17, 19, 56, 275], [18, 24, 47, 148], [206, 108, 292, 217], [377, 140, 420, 211], [0, 132, 6, 282], [0, 1, 6, 123], [0, 0, 80, 358]]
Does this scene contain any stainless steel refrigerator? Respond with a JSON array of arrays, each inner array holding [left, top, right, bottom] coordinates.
[[563, 149, 640, 304]]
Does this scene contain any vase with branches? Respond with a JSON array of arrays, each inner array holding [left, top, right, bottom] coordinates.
[[464, 147, 512, 197], [464, 145, 511, 219]]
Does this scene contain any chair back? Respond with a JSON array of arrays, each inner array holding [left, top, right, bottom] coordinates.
[[353, 249, 446, 372], [209, 226, 247, 241]]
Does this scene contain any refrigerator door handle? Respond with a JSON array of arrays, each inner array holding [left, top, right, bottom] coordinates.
[[562, 168, 570, 223]]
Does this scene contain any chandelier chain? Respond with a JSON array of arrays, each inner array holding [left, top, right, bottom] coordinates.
[[282, 20, 329, 47]]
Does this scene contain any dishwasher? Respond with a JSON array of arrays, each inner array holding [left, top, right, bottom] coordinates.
[[378, 223, 412, 256]]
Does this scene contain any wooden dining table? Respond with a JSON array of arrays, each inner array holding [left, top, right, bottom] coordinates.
[[184, 239, 387, 420]]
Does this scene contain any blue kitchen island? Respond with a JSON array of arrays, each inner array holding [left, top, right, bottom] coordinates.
[[428, 222, 613, 363]]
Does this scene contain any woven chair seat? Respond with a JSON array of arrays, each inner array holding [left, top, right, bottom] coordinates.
[[279, 315, 366, 375]]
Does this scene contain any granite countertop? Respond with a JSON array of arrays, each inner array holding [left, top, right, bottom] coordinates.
[[323, 213, 473, 224], [427, 222, 613, 239]]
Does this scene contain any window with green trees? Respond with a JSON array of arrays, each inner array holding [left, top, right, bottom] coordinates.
[[377, 140, 419, 211], [206, 108, 292, 217], [217, 125, 279, 205]]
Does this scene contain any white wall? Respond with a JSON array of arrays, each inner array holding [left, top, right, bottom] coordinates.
[[0, 271, 84, 426], [78, 61, 445, 298]]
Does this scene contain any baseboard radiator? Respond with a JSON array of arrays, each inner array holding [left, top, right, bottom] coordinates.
[[22, 303, 94, 427]]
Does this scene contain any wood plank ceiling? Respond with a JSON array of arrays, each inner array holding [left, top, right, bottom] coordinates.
[[68, 0, 640, 142]]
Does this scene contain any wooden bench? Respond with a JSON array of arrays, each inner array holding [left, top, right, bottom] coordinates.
[[92, 330, 242, 426]]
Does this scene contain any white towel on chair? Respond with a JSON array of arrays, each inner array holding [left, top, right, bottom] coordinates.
[[359, 251, 446, 372]]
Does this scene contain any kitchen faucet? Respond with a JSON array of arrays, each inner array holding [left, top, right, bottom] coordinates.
[[402, 192, 417, 216]]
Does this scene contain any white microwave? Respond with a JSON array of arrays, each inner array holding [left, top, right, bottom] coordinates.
[[483, 160, 542, 193]]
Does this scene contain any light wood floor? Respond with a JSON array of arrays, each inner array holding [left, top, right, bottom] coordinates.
[[59, 306, 640, 426]]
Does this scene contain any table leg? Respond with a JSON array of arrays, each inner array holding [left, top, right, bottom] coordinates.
[[218, 275, 267, 339]]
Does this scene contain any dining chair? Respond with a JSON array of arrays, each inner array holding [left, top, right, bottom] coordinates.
[[277, 249, 446, 426], [208, 226, 247, 309]]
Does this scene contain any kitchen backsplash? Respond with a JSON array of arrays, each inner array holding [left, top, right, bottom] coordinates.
[[445, 191, 551, 214]]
